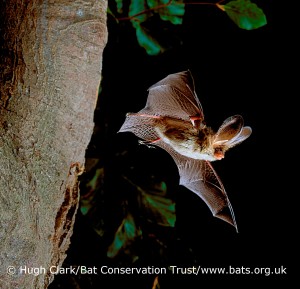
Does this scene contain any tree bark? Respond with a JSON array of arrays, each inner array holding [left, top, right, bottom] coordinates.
[[0, 0, 107, 288]]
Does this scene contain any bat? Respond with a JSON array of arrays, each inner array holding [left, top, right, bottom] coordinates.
[[118, 70, 252, 232]]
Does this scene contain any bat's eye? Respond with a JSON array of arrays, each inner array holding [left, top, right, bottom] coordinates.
[[214, 147, 224, 160], [214, 147, 222, 153]]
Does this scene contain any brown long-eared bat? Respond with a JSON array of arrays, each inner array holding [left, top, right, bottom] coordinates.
[[119, 70, 252, 232]]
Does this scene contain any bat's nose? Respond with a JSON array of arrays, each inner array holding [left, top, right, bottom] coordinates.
[[214, 152, 224, 160]]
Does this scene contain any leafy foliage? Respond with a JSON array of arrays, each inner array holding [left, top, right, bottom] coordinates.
[[80, 167, 103, 216], [105, 176, 175, 260], [139, 182, 176, 227], [79, 159, 175, 262], [115, 0, 123, 13], [147, 0, 185, 24], [135, 25, 162, 56], [110, 0, 267, 55], [129, 0, 184, 55], [107, 213, 142, 258]]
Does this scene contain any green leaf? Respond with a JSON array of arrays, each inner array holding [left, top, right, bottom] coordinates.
[[135, 25, 163, 55], [80, 168, 103, 216], [147, 0, 185, 24], [115, 0, 123, 13], [107, 213, 142, 258], [140, 181, 176, 227], [222, 0, 267, 30], [107, 6, 116, 18], [122, 175, 176, 226], [129, 0, 148, 24], [128, 0, 185, 55]]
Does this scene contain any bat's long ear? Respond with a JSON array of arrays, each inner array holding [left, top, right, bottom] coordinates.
[[214, 115, 252, 148]]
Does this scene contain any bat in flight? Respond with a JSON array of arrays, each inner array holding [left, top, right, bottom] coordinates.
[[119, 70, 252, 232]]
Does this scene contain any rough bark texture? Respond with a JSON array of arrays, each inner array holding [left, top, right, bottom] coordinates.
[[0, 0, 107, 288]]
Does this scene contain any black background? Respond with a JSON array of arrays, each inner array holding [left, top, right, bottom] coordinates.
[[50, 1, 294, 288]]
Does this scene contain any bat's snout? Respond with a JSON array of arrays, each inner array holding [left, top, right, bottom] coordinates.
[[214, 151, 224, 160]]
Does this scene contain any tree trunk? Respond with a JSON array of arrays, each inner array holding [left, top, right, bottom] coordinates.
[[0, 1, 107, 288]]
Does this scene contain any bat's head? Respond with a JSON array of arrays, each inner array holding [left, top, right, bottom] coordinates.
[[212, 115, 252, 160]]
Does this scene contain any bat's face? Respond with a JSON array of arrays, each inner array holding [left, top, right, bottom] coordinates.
[[211, 143, 226, 161]]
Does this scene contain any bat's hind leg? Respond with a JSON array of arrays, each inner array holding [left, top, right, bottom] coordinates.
[[138, 138, 161, 148]]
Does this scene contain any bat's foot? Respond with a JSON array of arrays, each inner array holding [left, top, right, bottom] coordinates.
[[139, 138, 161, 144], [138, 138, 161, 148]]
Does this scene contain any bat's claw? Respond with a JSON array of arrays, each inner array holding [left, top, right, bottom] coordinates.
[[189, 115, 204, 130]]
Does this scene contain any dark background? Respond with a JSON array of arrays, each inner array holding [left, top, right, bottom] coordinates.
[[50, 1, 294, 288]]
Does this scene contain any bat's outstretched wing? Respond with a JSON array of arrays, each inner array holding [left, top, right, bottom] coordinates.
[[119, 70, 204, 141], [139, 70, 204, 122], [155, 141, 238, 231]]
